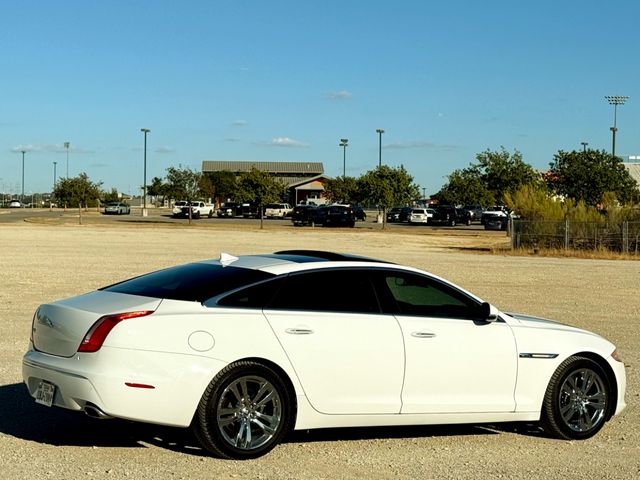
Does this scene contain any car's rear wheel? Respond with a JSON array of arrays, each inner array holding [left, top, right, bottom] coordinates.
[[540, 356, 610, 440], [193, 361, 292, 459]]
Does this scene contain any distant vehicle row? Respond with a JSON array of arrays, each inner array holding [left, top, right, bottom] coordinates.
[[388, 205, 510, 230], [292, 204, 366, 227]]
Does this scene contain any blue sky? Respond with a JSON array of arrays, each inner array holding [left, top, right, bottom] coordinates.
[[1, 0, 639, 198]]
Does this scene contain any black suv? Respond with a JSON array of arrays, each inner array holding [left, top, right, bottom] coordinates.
[[291, 205, 320, 226], [217, 202, 243, 218], [431, 205, 471, 226], [316, 205, 356, 227], [386, 206, 412, 223]]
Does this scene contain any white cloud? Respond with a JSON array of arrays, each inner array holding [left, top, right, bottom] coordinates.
[[232, 120, 249, 127], [326, 90, 353, 100], [259, 137, 310, 148], [11, 143, 93, 154], [154, 146, 175, 154]]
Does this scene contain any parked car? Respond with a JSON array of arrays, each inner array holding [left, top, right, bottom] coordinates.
[[216, 202, 243, 218], [9, 200, 22, 208], [241, 202, 260, 218], [481, 206, 509, 225], [174, 201, 215, 219], [462, 205, 484, 222], [351, 205, 367, 221], [409, 207, 435, 225], [23, 250, 626, 460], [291, 205, 320, 226], [264, 203, 293, 219], [431, 205, 470, 226], [387, 207, 412, 223], [316, 205, 355, 227], [172, 201, 188, 217], [455, 208, 472, 226], [103, 202, 130, 215], [484, 213, 509, 231]]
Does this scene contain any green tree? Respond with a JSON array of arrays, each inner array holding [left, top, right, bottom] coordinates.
[[166, 166, 203, 224], [356, 165, 419, 229], [435, 147, 539, 206], [53, 173, 103, 224], [102, 188, 120, 203], [205, 171, 238, 203], [434, 167, 495, 206], [547, 149, 639, 206], [324, 176, 358, 204], [235, 168, 283, 229]]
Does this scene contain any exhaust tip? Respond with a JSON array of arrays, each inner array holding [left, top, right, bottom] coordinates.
[[83, 404, 112, 420]]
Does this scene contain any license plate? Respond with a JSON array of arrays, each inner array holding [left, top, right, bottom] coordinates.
[[35, 380, 55, 407]]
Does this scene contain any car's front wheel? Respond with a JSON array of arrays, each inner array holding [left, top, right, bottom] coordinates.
[[540, 356, 611, 440], [193, 361, 293, 459]]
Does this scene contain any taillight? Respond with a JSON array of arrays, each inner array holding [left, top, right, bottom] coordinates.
[[78, 310, 154, 353]]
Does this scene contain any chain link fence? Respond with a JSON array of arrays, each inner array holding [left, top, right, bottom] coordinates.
[[511, 220, 640, 254]]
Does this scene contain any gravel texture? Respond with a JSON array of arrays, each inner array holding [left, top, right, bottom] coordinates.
[[0, 221, 638, 479]]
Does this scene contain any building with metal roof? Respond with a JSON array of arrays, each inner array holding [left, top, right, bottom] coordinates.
[[202, 161, 324, 187], [201, 160, 329, 204], [623, 160, 640, 186]]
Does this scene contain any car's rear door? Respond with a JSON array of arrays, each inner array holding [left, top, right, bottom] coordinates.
[[263, 268, 404, 415]]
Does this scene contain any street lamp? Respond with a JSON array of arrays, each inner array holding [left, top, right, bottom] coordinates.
[[581, 142, 588, 153], [64, 142, 70, 178], [605, 95, 628, 160], [20, 150, 26, 203], [376, 128, 384, 167], [339, 138, 348, 177], [140, 128, 150, 216]]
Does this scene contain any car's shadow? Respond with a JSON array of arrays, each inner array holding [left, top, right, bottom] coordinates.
[[1, 382, 546, 457]]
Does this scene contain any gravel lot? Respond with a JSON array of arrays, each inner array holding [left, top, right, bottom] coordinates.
[[1, 220, 638, 479]]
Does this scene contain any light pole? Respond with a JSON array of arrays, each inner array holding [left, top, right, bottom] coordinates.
[[605, 95, 628, 160], [376, 128, 384, 167], [581, 142, 588, 153], [51, 161, 58, 210], [64, 142, 70, 178], [339, 138, 348, 177], [140, 128, 150, 216], [20, 150, 26, 203]]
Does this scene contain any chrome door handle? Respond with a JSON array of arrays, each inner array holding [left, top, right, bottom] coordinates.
[[411, 332, 436, 338], [285, 328, 314, 335]]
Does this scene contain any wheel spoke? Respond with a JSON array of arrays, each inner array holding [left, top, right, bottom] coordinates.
[[560, 403, 577, 422], [580, 370, 596, 394]]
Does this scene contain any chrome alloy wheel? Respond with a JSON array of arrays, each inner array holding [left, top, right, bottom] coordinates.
[[216, 375, 283, 451], [558, 367, 607, 433]]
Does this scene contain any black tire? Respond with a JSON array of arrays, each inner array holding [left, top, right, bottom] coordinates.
[[194, 212, 201, 219], [193, 361, 293, 460], [540, 356, 611, 440], [208, 210, 213, 218]]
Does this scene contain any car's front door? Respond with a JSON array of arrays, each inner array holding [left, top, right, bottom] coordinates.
[[263, 268, 404, 415], [373, 270, 518, 414]]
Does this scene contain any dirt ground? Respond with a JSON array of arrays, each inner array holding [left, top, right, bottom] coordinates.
[[0, 220, 638, 479]]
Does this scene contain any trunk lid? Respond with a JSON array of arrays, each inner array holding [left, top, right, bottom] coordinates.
[[32, 291, 162, 357]]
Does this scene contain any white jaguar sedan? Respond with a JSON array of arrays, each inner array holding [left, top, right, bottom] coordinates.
[[23, 251, 626, 459]]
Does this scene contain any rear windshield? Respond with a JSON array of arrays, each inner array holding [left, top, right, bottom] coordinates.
[[100, 263, 274, 302]]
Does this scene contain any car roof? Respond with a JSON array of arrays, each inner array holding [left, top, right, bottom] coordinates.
[[197, 250, 393, 274]]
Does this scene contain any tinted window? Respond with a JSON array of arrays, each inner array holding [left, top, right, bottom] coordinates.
[[215, 277, 285, 308], [374, 271, 479, 319], [101, 263, 273, 302], [268, 269, 380, 313]]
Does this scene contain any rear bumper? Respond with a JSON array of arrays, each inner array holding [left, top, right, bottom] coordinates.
[[22, 347, 227, 427]]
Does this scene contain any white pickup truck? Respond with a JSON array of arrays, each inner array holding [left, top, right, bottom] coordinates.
[[173, 201, 215, 219], [264, 203, 293, 219]]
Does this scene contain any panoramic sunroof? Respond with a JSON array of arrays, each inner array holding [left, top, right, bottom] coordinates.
[[272, 250, 388, 263]]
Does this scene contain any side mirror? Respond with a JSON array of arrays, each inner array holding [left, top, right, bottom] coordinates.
[[480, 302, 498, 322]]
